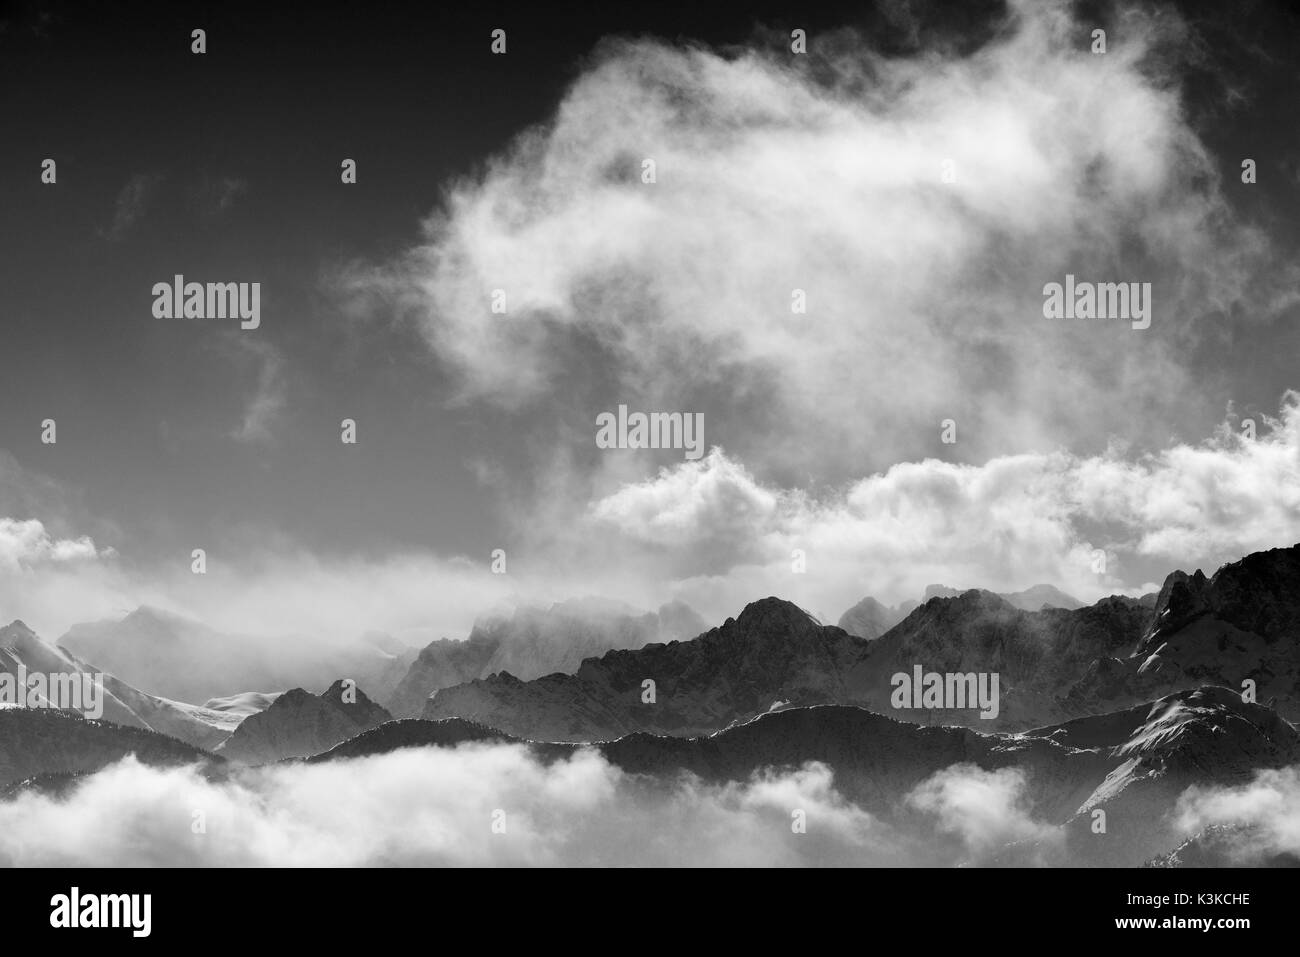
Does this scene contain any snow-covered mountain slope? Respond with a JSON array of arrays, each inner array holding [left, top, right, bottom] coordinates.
[[1, 619, 242, 750]]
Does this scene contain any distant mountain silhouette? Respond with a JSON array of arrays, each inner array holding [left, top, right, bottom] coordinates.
[[59, 606, 415, 705], [838, 584, 1085, 639], [836, 596, 906, 640], [920, 583, 1085, 611], [388, 598, 706, 717]]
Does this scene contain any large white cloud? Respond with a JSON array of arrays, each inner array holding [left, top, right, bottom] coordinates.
[[906, 763, 1060, 856], [585, 393, 1300, 617], [1174, 765, 1300, 862], [352, 0, 1279, 483]]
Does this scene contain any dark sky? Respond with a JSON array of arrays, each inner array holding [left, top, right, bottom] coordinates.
[[0, 0, 1002, 559]]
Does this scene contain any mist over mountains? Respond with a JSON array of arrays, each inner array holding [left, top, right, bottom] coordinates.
[[2, 619, 241, 750], [419, 546, 1298, 740], [57, 607, 418, 706], [2, 542, 1298, 866], [388, 598, 706, 717], [837, 584, 1086, 640]]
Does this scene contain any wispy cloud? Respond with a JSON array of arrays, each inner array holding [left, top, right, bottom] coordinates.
[[227, 338, 287, 446], [100, 173, 163, 242]]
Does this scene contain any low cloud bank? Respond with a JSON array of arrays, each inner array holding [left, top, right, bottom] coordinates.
[[0, 746, 1066, 867]]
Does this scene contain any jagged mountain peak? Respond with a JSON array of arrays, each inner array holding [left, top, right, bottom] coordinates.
[[424, 597, 868, 741], [321, 678, 380, 709], [1147, 542, 1300, 649], [923, 584, 961, 600], [845, 596, 890, 613], [733, 596, 823, 632], [274, 687, 314, 705], [216, 679, 392, 764], [267, 681, 385, 717], [836, 596, 904, 640]]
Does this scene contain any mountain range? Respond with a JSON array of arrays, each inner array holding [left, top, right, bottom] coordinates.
[[422, 546, 1300, 739], [418, 592, 1154, 739], [3, 542, 1298, 866], [422, 597, 865, 740], [7, 682, 1287, 867]]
